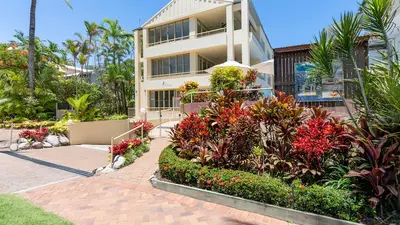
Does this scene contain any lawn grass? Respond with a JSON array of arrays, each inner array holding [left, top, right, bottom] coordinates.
[[0, 194, 74, 225]]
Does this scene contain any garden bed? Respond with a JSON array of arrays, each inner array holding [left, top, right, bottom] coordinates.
[[158, 146, 363, 224]]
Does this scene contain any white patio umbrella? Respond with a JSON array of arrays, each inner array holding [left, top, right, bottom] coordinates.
[[206, 60, 253, 74], [253, 59, 274, 75]]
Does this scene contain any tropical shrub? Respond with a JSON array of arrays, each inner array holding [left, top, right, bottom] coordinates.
[[347, 118, 400, 215], [67, 94, 97, 121], [19, 128, 49, 142], [159, 146, 364, 221], [109, 138, 142, 156], [131, 120, 154, 137], [210, 67, 243, 92], [170, 113, 209, 158]]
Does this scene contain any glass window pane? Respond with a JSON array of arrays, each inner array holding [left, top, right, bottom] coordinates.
[[150, 91, 155, 108], [158, 59, 162, 75], [177, 55, 183, 73], [161, 25, 168, 41], [170, 90, 174, 107], [168, 24, 175, 40], [155, 27, 161, 43], [165, 91, 169, 108], [175, 22, 182, 39], [183, 20, 189, 38], [159, 91, 164, 108], [163, 58, 169, 74], [184, 54, 190, 73], [149, 29, 155, 44], [155, 91, 159, 108], [170, 56, 177, 74], [151, 59, 157, 75]]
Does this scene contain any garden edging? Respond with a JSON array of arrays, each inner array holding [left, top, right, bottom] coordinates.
[[150, 175, 362, 225]]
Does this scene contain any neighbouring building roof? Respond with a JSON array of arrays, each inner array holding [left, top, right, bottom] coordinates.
[[274, 44, 311, 53]]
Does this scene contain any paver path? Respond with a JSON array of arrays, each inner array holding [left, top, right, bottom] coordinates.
[[21, 138, 291, 225]]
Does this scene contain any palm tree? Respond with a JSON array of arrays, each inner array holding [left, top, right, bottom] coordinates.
[[310, 29, 356, 122], [84, 21, 101, 68], [63, 39, 80, 94], [99, 19, 131, 65], [331, 12, 371, 117], [28, 0, 72, 94], [360, 0, 397, 73]]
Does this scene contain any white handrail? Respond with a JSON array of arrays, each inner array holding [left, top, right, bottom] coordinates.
[[110, 123, 144, 164]]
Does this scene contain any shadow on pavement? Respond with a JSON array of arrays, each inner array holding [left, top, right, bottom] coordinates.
[[0, 151, 93, 177]]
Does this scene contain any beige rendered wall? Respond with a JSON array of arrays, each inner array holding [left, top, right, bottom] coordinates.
[[68, 120, 131, 145]]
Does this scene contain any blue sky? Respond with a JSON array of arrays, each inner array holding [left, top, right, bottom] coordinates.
[[0, 0, 360, 48]]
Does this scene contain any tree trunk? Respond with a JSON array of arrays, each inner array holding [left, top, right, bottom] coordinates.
[[28, 0, 37, 94], [74, 58, 78, 96], [350, 54, 371, 118]]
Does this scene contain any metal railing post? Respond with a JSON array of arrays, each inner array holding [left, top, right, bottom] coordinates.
[[10, 123, 13, 148], [110, 137, 114, 165], [141, 125, 144, 140]]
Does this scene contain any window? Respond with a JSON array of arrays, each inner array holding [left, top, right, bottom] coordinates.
[[163, 58, 169, 74], [151, 54, 190, 77], [148, 19, 190, 46], [149, 90, 180, 108], [155, 27, 161, 43], [183, 19, 189, 38], [168, 24, 175, 40], [151, 59, 158, 75], [177, 55, 183, 73], [170, 56, 177, 74], [198, 55, 215, 71], [149, 29, 155, 44], [161, 25, 168, 42], [184, 54, 190, 73], [175, 21, 182, 39]]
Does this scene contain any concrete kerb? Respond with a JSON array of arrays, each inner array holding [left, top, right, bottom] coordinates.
[[150, 175, 362, 225]]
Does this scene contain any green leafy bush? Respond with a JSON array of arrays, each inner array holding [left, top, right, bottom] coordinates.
[[210, 67, 243, 92], [159, 146, 364, 222], [122, 144, 149, 167]]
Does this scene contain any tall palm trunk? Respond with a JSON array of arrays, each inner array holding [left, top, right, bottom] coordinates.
[[74, 57, 78, 95], [28, 0, 37, 94], [350, 54, 371, 117]]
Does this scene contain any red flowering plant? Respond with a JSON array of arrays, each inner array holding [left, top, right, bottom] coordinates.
[[169, 113, 209, 159], [291, 111, 352, 183], [18, 128, 49, 143], [131, 120, 154, 137], [109, 138, 142, 156], [0, 43, 28, 71]]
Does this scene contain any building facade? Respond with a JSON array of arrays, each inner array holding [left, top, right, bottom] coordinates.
[[133, 0, 273, 118]]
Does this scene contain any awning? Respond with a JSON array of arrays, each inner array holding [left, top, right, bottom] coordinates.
[[206, 60, 253, 74], [253, 59, 274, 75]]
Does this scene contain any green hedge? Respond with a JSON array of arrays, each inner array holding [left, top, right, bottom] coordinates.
[[159, 147, 364, 222]]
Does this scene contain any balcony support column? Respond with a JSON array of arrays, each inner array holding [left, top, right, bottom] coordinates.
[[189, 17, 197, 39], [134, 30, 142, 119], [190, 52, 198, 74], [226, 4, 235, 61], [241, 0, 250, 66]]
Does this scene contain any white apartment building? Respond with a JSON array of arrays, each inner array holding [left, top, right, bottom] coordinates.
[[133, 0, 273, 118]]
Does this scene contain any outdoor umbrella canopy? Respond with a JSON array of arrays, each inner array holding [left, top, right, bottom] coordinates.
[[253, 59, 274, 75], [206, 60, 253, 74]]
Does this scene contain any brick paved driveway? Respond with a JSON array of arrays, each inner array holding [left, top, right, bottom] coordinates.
[[21, 138, 291, 225], [0, 145, 108, 193]]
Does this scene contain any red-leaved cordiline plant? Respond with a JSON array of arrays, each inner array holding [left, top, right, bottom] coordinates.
[[346, 118, 400, 210], [169, 113, 209, 159], [250, 91, 305, 176], [19, 128, 49, 142], [109, 138, 142, 156], [131, 120, 154, 137]]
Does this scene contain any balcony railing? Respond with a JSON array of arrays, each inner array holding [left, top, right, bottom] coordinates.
[[147, 27, 227, 47], [149, 70, 208, 79], [196, 27, 227, 38]]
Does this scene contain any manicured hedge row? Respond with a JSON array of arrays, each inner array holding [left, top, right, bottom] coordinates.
[[159, 147, 364, 222]]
